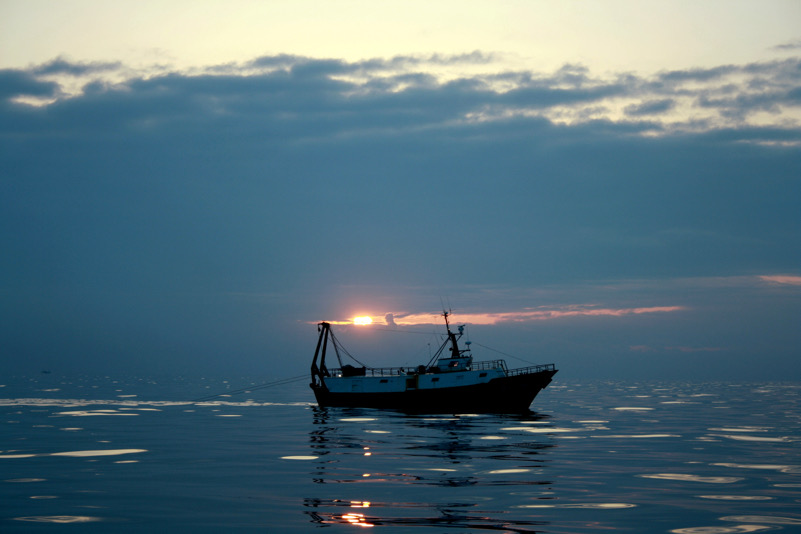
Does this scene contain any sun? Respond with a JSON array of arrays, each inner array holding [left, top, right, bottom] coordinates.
[[353, 316, 373, 326]]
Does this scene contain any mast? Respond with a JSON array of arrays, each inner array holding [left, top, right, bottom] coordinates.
[[443, 311, 461, 359]]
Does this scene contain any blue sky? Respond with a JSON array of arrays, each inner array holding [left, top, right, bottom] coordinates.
[[1, 1, 799, 380]]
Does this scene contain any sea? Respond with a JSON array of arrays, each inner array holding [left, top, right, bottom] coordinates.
[[2, 376, 800, 533]]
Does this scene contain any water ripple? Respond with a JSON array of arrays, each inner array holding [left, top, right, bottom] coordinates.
[[671, 526, 775, 533], [721, 516, 801, 525], [709, 434, 792, 443], [697, 495, 774, 501], [713, 463, 800, 474], [14, 515, 102, 523], [639, 473, 744, 483], [593, 434, 681, 438], [516, 503, 637, 509], [501, 426, 581, 433], [1, 449, 146, 459]]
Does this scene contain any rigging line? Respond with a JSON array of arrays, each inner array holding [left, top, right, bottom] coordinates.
[[191, 374, 307, 402], [471, 342, 538, 366], [245, 375, 308, 392], [328, 330, 368, 368], [192, 375, 306, 402]]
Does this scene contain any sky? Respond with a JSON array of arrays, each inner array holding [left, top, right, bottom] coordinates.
[[1, 0, 800, 382]]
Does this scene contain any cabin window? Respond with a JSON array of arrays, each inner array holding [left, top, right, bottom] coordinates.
[[380, 379, 388, 383]]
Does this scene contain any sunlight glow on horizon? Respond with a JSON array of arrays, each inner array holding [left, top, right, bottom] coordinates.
[[313, 305, 685, 327]]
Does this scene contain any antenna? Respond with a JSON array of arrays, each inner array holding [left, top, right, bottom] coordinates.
[[439, 296, 453, 317]]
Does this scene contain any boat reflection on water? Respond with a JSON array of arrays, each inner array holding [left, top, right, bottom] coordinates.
[[304, 497, 549, 531], [304, 406, 556, 531]]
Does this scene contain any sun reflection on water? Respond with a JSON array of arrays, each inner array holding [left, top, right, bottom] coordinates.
[[342, 512, 375, 527]]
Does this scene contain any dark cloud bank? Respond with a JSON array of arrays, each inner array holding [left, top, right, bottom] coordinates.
[[1, 55, 799, 381]]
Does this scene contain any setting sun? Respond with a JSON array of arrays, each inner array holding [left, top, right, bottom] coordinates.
[[353, 316, 373, 326]]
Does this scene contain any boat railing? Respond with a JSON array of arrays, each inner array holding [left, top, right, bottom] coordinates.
[[471, 359, 508, 372], [329, 362, 505, 377], [327, 361, 555, 378], [505, 363, 557, 376]]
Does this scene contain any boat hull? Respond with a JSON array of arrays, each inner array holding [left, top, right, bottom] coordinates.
[[311, 369, 557, 413]]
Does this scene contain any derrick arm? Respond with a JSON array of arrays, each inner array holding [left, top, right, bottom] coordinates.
[[311, 322, 331, 387]]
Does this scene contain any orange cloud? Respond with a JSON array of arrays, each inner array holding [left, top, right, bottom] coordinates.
[[384, 305, 685, 326], [759, 275, 801, 285]]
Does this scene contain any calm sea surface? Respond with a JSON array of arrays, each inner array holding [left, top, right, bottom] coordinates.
[[2, 376, 800, 533]]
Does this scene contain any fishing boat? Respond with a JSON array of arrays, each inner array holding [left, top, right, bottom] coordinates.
[[310, 312, 557, 413]]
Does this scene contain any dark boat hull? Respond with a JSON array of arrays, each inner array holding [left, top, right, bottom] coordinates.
[[311, 369, 557, 413]]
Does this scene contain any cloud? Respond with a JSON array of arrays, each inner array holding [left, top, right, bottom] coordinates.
[[624, 99, 676, 116], [0, 53, 799, 379], [759, 275, 801, 285], [2, 57, 798, 273], [32, 56, 122, 77], [4, 54, 801, 136], [370, 305, 685, 326], [657, 65, 738, 84], [0, 69, 60, 101], [773, 40, 801, 51]]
